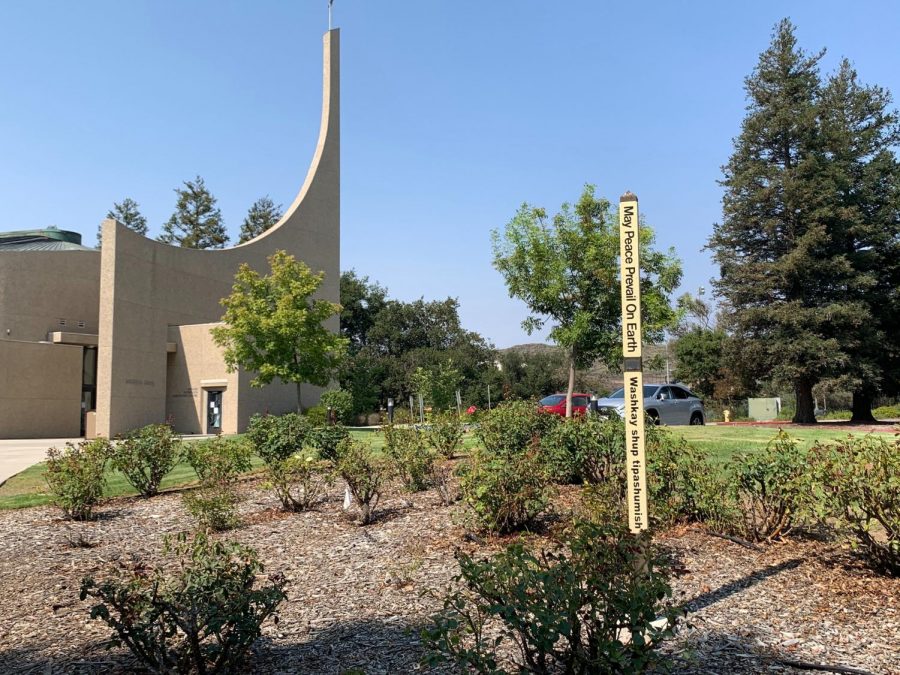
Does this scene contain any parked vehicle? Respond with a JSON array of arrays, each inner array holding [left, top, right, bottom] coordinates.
[[539, 393, 590, 417], [594, 383, 705, 425]]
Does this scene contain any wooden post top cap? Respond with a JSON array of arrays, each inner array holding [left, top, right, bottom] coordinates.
[[620, 191, 638, 203]]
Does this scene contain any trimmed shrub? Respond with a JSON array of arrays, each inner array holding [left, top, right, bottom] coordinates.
[[182, 436, 252, 482], [182, 436, 251, 531], [336, 438, 390, 525], [320, 388, 354, 424], [307, 424, 350, 461], [268, 454, 334, 511], [80, 532, 285, 673], [458, 447, 553, 533], [183, 482, 241, 531], [872, 404, 900, 420], [730, 430, 812, 542], [384, 424, 435, 492], [422, 521, 678, 674], [541, 415, 623, 484], [246, 413, 311, 467], [110, 423, 180, 498], [810, 435, 900, 575], [475, 400, 559, 457], [304, 405, 328, 426], [45, 438, 111, 520], [426, 411, 465, 459], [647, 427, 736, 531]]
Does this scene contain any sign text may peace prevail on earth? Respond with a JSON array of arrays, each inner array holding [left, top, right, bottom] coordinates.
[[619, 193, 648, 533]]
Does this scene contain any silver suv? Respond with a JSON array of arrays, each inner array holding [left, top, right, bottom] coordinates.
[[595, 383, 705, 425]]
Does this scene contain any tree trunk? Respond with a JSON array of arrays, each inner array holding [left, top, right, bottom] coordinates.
[[792, 378, 816, 424], [565, 353, 576, 418], [295, 382, 304, 414], [850, 390, 877, 423]]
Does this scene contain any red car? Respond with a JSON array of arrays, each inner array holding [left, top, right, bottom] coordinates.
[[539, 393, 591, 416]]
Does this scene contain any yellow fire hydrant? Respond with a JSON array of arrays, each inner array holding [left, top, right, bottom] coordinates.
[[723, 409, 731, 423]]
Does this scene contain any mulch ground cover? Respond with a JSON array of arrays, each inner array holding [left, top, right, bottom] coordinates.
[[0, 478, 897, 674]]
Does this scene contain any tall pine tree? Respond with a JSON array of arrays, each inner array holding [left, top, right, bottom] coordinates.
[[99, 197, 147, 247], [818, 60, 900, 420], [238, 195, 283, 244], [709, 20, 864, 423], [158, 176, 228, 249]]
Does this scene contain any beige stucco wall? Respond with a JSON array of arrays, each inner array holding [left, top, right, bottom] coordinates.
[[0, 340, 82, 438], [0, 250, 100, 342], [166, 324, 238, 434], [166, 323, 306, 434], [96, 30, 340, 437]]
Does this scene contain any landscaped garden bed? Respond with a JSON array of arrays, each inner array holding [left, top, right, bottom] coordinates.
[[0, 474, 897, 674]]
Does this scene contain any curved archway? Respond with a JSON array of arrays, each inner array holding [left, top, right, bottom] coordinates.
[[96, 30, 340, 436]]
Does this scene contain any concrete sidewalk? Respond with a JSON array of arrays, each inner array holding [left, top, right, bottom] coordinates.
[[0, 438, 79, 486]]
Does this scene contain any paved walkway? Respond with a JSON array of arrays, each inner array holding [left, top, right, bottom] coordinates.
[[0, 438, 80, 486]]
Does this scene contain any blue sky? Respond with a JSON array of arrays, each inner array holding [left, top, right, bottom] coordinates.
[[1, 1, 898, 347]]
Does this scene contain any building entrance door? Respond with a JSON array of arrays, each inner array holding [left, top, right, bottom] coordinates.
[[206, 390, 223, 434]]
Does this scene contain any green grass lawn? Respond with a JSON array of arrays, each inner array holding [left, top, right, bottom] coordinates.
[[0, 428, 479, 511], [670, 423, 880, 464]]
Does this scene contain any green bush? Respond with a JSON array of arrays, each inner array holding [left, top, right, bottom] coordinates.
[[810, 435, 900, 575], [426, 411, 465, 459], [729, 430, 812, 542], [304, 405, 327, 426], [182, 436, 253, 482], [458, 447, 553, 533], [647, 427, 736, 531], [422, 522, 678, 674], [320, 388, 354, 424], [45, 438, 111, 520], [181, 436, 252, 531], [475, 400, 559, 457], [541, 415, 623, 484], [183, 482, 241, 531], [80, 532, 285, 673], [872, 404, 900, 419], [336, 438, 391, 525], [246, 413, 311, 467], [307, 424, 350, 461], [384, 424, 435, 492], [110, 424, 180, 498], [268, 454, 334, 511]]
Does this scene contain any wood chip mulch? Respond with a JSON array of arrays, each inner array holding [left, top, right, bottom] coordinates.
[[0, 479, 897, 674]]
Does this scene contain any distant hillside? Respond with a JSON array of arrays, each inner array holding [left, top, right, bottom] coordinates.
[[502, 342, 673, 393]]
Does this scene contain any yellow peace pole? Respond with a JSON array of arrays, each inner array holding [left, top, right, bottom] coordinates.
[[619, 191, 648, 534]]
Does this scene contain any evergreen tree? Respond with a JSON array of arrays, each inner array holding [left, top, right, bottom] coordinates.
[[99, 197, 148, 247], [238, 195, 283, 244], [708, 20, 863, 423], [817, 60, 900, 420], [158, 176, 228, 249]]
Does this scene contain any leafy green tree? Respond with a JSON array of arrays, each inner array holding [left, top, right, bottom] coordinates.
[[817, 60, 900, 421], [158, 176, 228, 249], [411, 360, 462, 412], [709, 20, 899, 423], [339, 270, 388, 354], [99, 197, 148, 247], [211, 250, 347, 412], [238, 195, 283, 244], [672, 328, 726, 400], [492, 184, 681, 417], [498, 347, 566, 401]]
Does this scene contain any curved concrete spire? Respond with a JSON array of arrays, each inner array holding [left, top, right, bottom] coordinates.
[[95, 30, 340, 437]]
